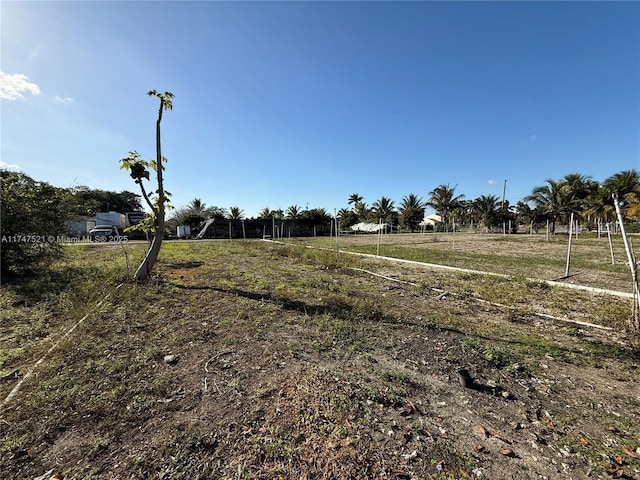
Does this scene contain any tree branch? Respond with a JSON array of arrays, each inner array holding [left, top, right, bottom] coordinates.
[[136, 179, 158, 217]]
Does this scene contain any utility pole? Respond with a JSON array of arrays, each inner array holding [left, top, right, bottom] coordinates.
[[501, 179, 507, 211]]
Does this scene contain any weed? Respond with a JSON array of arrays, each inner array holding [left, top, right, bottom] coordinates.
[[91, 435, 112, 453], [483, 346, 514, 369]]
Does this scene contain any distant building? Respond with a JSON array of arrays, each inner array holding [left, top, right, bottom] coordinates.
[[420, 214, 442, 226]]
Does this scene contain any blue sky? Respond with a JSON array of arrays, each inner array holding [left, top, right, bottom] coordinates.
[[1, 1, 639, 218]]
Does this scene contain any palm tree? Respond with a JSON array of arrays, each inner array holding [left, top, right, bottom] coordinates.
[[624, 187, 640, 221], [563, 173, 596, 201], [286, 205, 302, 219], [583, 186, 616, 224], [562, 173, 597, 222], [353, 201, 370, 221], [603, 169, 640, 198], [228, 206, 244, 220], [399, 193, 425, 232], [337, 207, 358, 228], [187, 198, 207, 215], [472, 195, 501, 232], [337, 208, 350, 218], [426, 184, 464, 227], [348, 193, 363, 209], [526, 179, 577, 233], [257, 207, 272, 219], [601, 170, 640, 223], [371, 196, 396, 222]]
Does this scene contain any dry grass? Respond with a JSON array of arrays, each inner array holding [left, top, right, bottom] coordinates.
[[1, 238, 639, 480], [304, 232, 636, 292]]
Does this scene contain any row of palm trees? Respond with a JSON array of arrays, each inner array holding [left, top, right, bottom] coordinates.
[[524, 170, 639, 232], [341, 189, 493, 232], [168, 199, 245, 231], [340, 193, 427, 231], [340, 169, 640, 233], [170, 169, 639, 234]]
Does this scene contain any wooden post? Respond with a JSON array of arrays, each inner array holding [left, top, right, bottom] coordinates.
[[335, 211, 339, 260], [546, 219, 549, 242], [242, 220, 246, 240], [452, 222, 456, 250], [565, 212, 574, 277], [607, 223, 615, 265], [376, 218, 382, 256], [613, 193, 640, 334], [229, 221, 232, 240]]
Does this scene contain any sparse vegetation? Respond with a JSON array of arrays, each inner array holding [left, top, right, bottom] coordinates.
[[1, 237, 639, 479]]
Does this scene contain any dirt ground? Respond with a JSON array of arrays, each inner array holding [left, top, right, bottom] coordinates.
[[1, 240, 639, 480]]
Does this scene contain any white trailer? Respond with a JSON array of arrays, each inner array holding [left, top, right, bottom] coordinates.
[[177, 225, 191, 239], [95, 211, 126, 229]]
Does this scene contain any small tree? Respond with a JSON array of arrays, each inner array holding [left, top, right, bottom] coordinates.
[[119, 90, 173, 282], [399, 193, 425, 232]]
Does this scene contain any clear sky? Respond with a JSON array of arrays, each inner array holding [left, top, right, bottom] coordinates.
[[1, 1, 639, 218]]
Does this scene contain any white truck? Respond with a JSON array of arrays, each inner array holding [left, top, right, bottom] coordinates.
[[95, 211, 126, 230]]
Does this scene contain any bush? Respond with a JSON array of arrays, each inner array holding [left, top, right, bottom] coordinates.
[[1, 171, 68, 275]]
